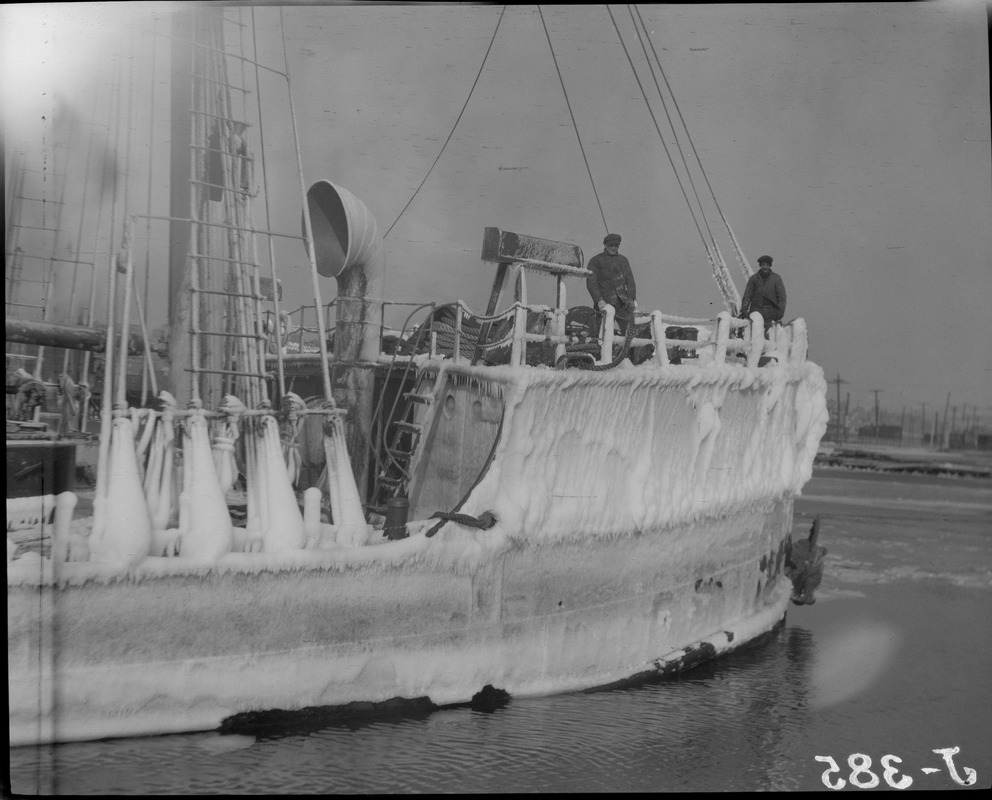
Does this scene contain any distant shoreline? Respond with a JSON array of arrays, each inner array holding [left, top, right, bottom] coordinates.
[[816, 442, 992, 479]]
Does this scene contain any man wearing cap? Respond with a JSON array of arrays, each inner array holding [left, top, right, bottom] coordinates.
[[586, 233, 637, 334], [740, 255, 786, 324]]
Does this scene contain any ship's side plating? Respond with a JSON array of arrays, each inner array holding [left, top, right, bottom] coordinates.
[[8, 350, 827, 745]]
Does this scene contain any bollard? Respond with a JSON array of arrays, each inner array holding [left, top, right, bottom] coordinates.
[[384, 497, 410, 540]]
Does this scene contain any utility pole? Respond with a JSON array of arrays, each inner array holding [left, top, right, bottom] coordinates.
[[870, 388, 883, 439], [844, 393, 850, 442], [940, 393, 951, 451], [831, 374, 847, 442]]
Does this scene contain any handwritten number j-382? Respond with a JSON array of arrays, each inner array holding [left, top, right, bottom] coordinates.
[[815, 747, 977, 789]]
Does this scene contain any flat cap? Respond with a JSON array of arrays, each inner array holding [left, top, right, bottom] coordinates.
[[603, 233, 622, 245], [757, 255, 773, 265]]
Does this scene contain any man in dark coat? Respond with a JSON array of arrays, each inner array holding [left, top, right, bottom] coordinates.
[[586, 233, 636, 333], [740, 255, 786, 324]]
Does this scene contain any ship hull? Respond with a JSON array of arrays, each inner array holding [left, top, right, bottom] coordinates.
[[9, 498, 796, 746]]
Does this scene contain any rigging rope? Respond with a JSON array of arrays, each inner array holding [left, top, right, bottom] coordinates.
[[384, 5, 507, 240], [140, 15, 159, 405], [280, 6, 335, 402], [631, 5, 753, 278], [250, 7, 288, 398], [604, 5, 707, 253], [537, 5, 609, 234], [626, 5, 716, 251], [607, 5, 738, 312]]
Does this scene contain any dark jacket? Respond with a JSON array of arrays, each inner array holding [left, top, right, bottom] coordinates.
[[586, 251, 636, 320], [740, 268, 786, 322]]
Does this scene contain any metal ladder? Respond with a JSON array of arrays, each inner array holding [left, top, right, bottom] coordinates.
[[181, 8, 269, 410], [368, 309, 439, 511]]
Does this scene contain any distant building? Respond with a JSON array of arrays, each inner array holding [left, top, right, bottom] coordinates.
[[857, 424, 902, 441]]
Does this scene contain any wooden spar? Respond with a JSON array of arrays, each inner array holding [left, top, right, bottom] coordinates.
[[5, 317, 151, 355]]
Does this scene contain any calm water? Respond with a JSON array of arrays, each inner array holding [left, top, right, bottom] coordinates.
[[8, 468, 991, 793]]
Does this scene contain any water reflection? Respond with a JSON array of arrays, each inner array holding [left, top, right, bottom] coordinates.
[[808, 620, 900, 710], [11, 469, 990, 793], [11, 626, 821, 794]]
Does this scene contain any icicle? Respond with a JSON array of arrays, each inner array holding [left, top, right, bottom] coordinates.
[[712, 241, 741, 311], [281, 392, 306, 487], [133, 407, 157, 467], [88, 414, 153, 566], [706, 242, 740, 316], [178, 409, 233, 561], [723, 219, 754, 280], [49, 491, 78, 564], [303, 486, 324, 548], [213, 394, 246, 496], [144, 391, 178, 534], [324, 413, 371, 547], [260, 414, 305, 551], [242, 420, 266, 553]]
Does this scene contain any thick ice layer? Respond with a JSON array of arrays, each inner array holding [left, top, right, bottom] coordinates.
[[443, 358, 827, 543], [8, 347, 827, 745], [5, 519, 493, 588], [7, 356, 825, 582], [9, 502, 797, 745]]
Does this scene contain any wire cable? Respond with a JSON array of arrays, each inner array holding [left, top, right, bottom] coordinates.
[[384, 5, 507, 239], [633, 5, 750, 275], [537, 5, 609, 233], [627, 5, 715, 248], [604, 5, 707, 251]]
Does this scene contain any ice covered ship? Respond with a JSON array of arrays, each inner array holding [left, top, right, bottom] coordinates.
[[7, 6, 828, 746]]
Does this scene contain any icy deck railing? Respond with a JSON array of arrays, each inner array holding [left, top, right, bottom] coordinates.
[[599, 308, 808, 369], [268, 299, 338, 354], [430, 301, 808, 369]]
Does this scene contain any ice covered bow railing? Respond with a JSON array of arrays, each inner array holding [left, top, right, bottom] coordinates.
[[431, 300, 810, 370], [5, 394, 376, 574]]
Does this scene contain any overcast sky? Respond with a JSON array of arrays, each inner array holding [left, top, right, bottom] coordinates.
[[3, 2, 991, 418]]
